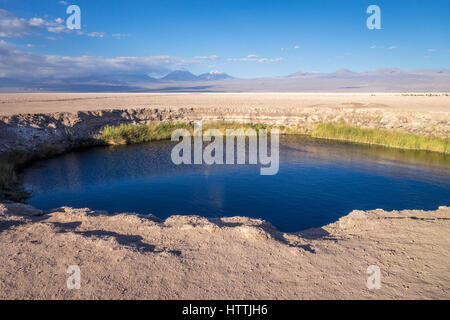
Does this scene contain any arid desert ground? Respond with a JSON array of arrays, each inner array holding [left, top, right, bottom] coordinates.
[[0, 93, 449, 299], [1, 202, 449, 299], [1, 92, 450, 115]]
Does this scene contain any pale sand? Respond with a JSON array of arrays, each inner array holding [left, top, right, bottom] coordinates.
[[0, 203, 449, 299], [0, 93, 449, 115], [1, 93, 449, 299]]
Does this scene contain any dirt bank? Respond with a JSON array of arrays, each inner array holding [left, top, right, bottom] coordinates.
[[1, 102, 449, 154], [0, 93, 449, 299], [1, 93, 450, 115], [0, 202, 448, 299]]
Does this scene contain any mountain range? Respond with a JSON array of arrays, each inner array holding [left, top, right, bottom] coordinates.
[[1, 68, 449, 92], [159, 70, 234, 82]]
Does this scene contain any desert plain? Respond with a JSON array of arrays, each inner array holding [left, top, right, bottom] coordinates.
[[0, 92, 449, 299], [1, 92, 450, 115]]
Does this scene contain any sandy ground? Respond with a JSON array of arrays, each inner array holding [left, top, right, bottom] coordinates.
[[1, 93, 449, 300], [0, 202, 449, 300], [0, 93, 450, 115]]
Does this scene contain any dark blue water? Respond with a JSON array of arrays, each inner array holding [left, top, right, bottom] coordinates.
[[23, 136, 450, 232]]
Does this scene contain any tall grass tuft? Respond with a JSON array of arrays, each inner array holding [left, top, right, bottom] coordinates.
[[311, 123, 449, 154], [0, 144, 66, 202], [100, 122, 192, 145], [0, 151, 31, 202], [99, 121, 282, 145]]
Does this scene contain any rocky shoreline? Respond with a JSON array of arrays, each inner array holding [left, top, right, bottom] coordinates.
[[1, 106, 449, 154], [1, 202, 449, 299], [0, 99, 449, 299]]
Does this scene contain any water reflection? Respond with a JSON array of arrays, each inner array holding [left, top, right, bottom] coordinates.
[[24, 136, 450, 232]]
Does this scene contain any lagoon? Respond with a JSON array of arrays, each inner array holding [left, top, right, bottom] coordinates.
[[23, 136, 450, 232]]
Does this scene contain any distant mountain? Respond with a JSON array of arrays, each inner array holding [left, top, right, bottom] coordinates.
[[364, 68, 406, 75], [72, 74, 159, 84], [329, 69, 357, 77], [410, 69, 450, 75], [2, 68, 449, 92], [287, 68, 450, 79], [289, 69, 357, 79], [160, 70, 199, 82], [288, 70, 322, 77], [197, 71, 233, 81], [76, 71, 235, 84], [159, 70, 233, 82], [333, 69, 355, 74]]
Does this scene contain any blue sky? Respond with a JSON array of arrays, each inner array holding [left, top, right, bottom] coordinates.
[[0, 0, 449, 79]]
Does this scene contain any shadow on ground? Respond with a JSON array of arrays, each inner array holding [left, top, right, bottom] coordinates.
[[50, 221, 181, 256]]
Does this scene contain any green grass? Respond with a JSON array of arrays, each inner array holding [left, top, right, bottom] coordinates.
[[100, 122, 192, 145], [99, 121, 284, 145], [2, 121, 447, 202], [0, 151, 31, 202], [311, 123, 450, 154], [0, 144, 65, 202], [101, 121, 449, 154]]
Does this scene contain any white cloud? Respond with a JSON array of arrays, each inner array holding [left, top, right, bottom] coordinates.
[[58, 1, 69, 5], [370, 45, 376, 49], [0, 9, 31, 37], [227, 55, 284, 63], [294, 45, 300, 49], [0, 9, 71, 37], [257, 57, 284, 63], [87, 32, 106, 38], [388, 46, 397, 50], [112, 33, 130, 39], [426, 49, 435, 52], [28, 18, 47, 27], [194, 55, 219, 61], [0, 9, 103, 38], [47, 25, 71, 34], [0, 40, 195, 80]]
